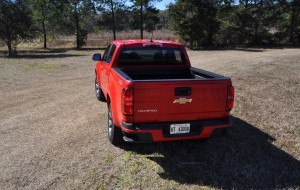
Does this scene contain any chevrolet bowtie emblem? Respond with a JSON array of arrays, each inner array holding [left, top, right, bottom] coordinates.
[[173, 98, 192, 104]]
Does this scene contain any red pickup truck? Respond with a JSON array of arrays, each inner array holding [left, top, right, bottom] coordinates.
[[93, 40, 234, 144]]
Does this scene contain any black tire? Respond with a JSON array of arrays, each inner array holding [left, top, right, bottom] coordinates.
[[95, 77, 106, 102], [108, 105, 124, 145]]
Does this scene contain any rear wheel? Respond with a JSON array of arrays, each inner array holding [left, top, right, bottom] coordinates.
[[108, 105, 124, 144], [95, 77, 106, 102]]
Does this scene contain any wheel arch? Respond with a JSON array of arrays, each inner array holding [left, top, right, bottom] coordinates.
[[106, 94, 121, 128], [95, 69, 99, 83], [106, 94, 111, 106]]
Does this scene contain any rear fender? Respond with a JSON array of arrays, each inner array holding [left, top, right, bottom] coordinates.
[[106, 94, 122, 129]]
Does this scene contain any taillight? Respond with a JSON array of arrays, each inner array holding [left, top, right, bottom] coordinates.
[[121, 88, 133, 115], [226, 85, 235, 111]]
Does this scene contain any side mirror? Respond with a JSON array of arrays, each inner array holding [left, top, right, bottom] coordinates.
[[92, 53, 101, 61]]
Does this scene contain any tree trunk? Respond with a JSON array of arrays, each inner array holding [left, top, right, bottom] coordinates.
[[110, 0, 116, 40], [5, 24, 13, 57], [75, 6, 80, 49], [254, 0, 263, 44], [189, 37, 194, 50], [245, 0, 249, 8], [140, 3, 143, 39], [42, 19, 47, 49], [76, 15, 80, 49], [208, 25, 214, 47], [6, 40, 13, 57], [41, 9, 47, 49], [289, 7, 295, 43], [254, 21, 259, 44]]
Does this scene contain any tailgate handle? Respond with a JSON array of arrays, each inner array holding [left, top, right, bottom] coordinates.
[[175, 87, 192, 96]]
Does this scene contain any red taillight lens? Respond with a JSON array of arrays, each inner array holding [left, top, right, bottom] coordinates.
[[121, 88, 133, 115], [226, 85, 235, 111]]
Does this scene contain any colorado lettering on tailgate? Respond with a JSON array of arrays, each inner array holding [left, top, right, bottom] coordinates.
[[138, 109, 158, 113], [93, 39, 234, 145]]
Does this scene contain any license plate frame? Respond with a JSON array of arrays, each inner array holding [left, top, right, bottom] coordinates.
[[170, 123, 190, 135]]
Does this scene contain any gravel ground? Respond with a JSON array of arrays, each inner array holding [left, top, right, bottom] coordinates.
[[0, 48, 299, 189]]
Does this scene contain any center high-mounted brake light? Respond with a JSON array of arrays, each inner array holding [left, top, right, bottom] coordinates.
[[143, 42, 163, 48], [121, 88, 133, 115], [226, 85, 235, 111]]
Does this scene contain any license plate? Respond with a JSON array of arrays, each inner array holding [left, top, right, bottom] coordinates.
[[170, 124, 190, 134]]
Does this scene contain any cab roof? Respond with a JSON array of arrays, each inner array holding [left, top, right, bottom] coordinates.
[[111, 39, 183, 48]]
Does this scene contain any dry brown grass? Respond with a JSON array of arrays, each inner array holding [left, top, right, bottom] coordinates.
[[10, 30, 177, 50], [85, 30, 178, 48], [0, 47, 299, 189]]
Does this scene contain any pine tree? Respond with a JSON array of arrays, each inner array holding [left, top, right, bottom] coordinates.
[[0, 0, 33, 56]]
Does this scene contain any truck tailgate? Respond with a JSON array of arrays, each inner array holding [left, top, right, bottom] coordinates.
[[133, 80, 228, 123]]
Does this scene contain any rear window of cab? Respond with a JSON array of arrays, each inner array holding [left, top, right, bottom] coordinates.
[[118, 48, 186, 66]]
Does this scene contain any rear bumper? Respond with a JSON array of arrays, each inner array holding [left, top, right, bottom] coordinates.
[[120, 116, 232, 143]]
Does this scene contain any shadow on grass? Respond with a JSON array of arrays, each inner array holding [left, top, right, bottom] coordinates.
[[234, 48, 265, 52], [190, 44, 300, 52], [9, 54, 85, 59], [75, 47, 106, 51], [0, 47, 106, 58], [0, 49, 68, 54], [0, 51, 85, 59], [192, 47, 265, 52], [120, 117, 300, 189]]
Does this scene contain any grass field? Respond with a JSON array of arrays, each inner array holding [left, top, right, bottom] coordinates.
[[0, 47, 299, 189]]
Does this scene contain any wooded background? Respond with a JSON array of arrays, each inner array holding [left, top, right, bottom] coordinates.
[[0, 0, 299, 56]]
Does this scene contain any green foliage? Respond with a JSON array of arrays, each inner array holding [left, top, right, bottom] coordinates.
[[281, 0, 300, 43], [168, 0, 300, 48], [130, 0, 161, 38], [215, 4, 239, 46], [1, 0, 299, 52], [156, 10, 168, 29], [97, 0, 161, 36], [0, 0, 33, 56], [96, 0, 129, 38], [129, 5, 160, 32], [29, 0, 64, 48], [60, 0, 96, 48], [168, 0, 220, 49]]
